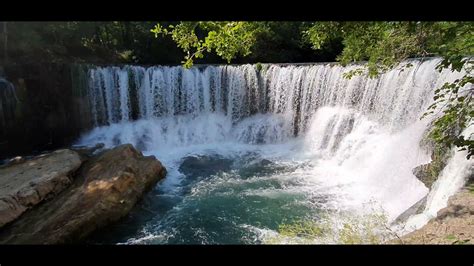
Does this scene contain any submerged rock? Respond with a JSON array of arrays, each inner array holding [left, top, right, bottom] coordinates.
[[0, 144, 166, 244], [236, 158, 290, 178], [179, 155, 233, 179], [0, 149, 83, 228]]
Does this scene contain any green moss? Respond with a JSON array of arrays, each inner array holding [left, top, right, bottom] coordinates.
[[430, 143, 450, 178], [416, 129, 452, 189], [445, 234, 456, 241], [467, 183, 474, 195], [453, 239, 471, 245], [278, 220, 327, 238]]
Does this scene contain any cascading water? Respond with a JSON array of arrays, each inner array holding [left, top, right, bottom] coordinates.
[[0, 77, 18, 133], [77, 58, 472, 244]]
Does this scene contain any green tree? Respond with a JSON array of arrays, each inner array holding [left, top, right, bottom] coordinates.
[[151, 21, 266, 68]]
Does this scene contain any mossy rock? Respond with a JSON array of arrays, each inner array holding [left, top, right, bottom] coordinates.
[[413, 126, 451, 189], [412, 163, 440, 189]]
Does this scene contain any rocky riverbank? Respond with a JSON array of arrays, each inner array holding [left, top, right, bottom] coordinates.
[[0, 144, 166, 244], [389, 127, 473, 245], [392, 182, 473, 244]]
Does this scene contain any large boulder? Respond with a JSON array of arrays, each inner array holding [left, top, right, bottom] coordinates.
[[0, 144, 166, 244], [0, 149, 83, 228]]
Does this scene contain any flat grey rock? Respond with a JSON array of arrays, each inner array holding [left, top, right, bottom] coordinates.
[[0, 149, 82, 228]]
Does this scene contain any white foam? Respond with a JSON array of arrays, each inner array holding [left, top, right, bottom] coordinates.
[[78, 58, 472, 241]]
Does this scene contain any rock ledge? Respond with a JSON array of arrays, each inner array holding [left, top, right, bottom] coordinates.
[[0, 144, 166, 244]]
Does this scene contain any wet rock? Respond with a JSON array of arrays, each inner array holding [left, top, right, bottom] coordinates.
[[412, 163, 438, 189], [0, 149, 83, 228], [412, 128, 450, 190], [0, 156, 26, 168], [392, 195, 428, 225], [71, 143, 105, 159], [0, 144, 166, 244]]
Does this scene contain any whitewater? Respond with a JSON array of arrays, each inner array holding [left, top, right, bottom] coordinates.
[[77, 58, 472, 244]]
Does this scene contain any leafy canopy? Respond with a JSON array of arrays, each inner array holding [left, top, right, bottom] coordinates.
[[151, 22, 264, 68]]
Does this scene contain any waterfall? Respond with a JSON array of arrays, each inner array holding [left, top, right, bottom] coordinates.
[[84, 60, 461, 135], [0, 77, 18, 134], [398, 126, 474, 234], [78, 58, 472, 239]]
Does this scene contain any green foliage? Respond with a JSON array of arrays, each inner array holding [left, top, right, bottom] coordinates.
[[264, 218, 329, 244], [265, 213, 395, 244], [445, 234, 471, 244], [342, 67, 367, 79], [245, 22, 339, 63], [338, 213, 389, 244], [445, 234, 456, 241], [151, 22, 263, 68], [278, 219, 327, 238], [467, 183, 474, 195], [425, 75, 473, 158], [0, 21, 185, 65], [1, 21, 342, 65], [304, 22, 433, 76], [151, 21, 336, 66]]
